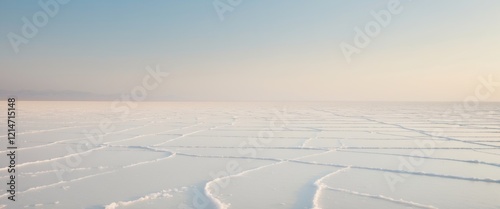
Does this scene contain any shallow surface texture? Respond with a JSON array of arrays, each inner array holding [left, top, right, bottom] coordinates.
[[1, 101, 499, 209]]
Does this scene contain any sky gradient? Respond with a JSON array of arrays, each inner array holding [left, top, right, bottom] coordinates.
[[1, 0, 499, 101]]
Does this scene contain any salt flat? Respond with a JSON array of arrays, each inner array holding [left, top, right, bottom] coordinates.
[[0, 101, 499, 209]]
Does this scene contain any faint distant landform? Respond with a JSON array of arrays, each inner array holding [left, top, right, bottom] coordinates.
[[0, 90, 188, 101]]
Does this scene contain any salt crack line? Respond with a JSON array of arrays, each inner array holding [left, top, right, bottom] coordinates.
[[19, 166, 107, 176], [104, 123, 202, 145], [104, 189, 174, 209], [0, 145, 106, 171], [472, 148, 500, 156], [363, 117, 500, 149], [0, 121, 168, 156], [172, 151, 500, 184], [0, 136, 88, 154], [313, 108, 500, 149], [0, 151, 177, 198], [204, 150, 334, 209], [288, 160, 500, 184], [325, 187, 439, 209], [123, 153, 176, 169], [204, 159, 288, 209], [302, 131, 321, 148], [104, 120, 156, 135], [161, 145, 329, 151], [157, 145, 499, 151], [2, 127, 183, 170], [0, 170, 116, 199], [340, 150, 500, 168], [105, 144, 173, 153], [311, 166, 351, 209], [0, 124, 93, 138], [154, 128, 208, 146]]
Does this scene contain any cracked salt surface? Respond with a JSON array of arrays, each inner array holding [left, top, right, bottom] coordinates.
[[0, 101, 499, 209]]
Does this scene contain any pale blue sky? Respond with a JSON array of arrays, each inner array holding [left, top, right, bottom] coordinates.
[[1, 0, 499, 101]]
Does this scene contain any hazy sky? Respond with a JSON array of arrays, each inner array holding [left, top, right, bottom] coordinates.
[[1, 0, 499, 101]]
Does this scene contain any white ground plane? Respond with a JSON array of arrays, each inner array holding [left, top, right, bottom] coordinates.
[[0, 101, 499, 209]]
